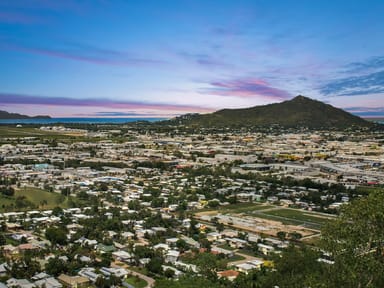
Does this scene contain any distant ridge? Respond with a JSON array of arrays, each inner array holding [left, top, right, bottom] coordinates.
[[167, 96, 376, 129], [0, 110, 51, 119]]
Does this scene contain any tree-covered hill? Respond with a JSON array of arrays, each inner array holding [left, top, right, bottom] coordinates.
[[166, 96, 375, 129], [0, 110, 51, 119]]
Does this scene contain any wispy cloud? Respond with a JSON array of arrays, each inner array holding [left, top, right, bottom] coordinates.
[[178, 51, 230, 68], [0, 41, 164, 67], [0, 93, 213, 113], [320, 70, 384, 96], [201, 78, 291, 100], [345, 56, 384, 74]]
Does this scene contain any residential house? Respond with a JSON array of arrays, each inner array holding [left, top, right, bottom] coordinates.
[[112, 250, 134, 263], [34, 278, 62, 288], [257, 243, 275, 255], [217, 270, 239, 281], [6, 279, 35, 288], [165, 250, 180, 264], [57, 274, 89, 288]]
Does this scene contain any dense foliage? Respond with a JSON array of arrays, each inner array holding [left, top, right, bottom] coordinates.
[[166, 96, 375, 129]]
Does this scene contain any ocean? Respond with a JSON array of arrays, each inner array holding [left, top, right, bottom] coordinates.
[[0, 118, 167, 124], [367, 118, 384, 124], [0, 117, 382, 125]]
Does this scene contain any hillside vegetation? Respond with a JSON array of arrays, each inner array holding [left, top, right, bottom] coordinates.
[[167, 96, 375, 129]]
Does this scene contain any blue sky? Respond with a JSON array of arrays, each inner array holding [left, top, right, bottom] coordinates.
[[0, 0, 383, 117]]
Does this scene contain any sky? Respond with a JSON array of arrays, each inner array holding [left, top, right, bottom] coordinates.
[[0, 0, 384, 118]]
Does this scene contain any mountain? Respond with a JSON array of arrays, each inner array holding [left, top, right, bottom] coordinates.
[[0, 110, 51, 119], [167, 96, 375, 129]]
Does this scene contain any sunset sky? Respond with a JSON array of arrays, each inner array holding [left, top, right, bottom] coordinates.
[[1, 0, 384, 117]]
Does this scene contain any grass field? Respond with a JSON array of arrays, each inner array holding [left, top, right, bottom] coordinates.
[[211, 202, 274, 214], [125, 276, 147, 288], [0, 126, 89, 143], [264, 209, 332, 224], [0, 187, 69, 212], [252, 208, 333, 229], [0, 127, 57, 137], [227, 254, 246, 262]]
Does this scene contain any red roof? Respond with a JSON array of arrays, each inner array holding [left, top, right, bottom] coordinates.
[[217, 270, 240, 278]]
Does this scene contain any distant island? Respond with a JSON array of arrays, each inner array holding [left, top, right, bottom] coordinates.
[[0, 110, 51, 119], [167, 95, 377, 129]]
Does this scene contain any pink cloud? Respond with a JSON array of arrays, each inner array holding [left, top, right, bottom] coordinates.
[[203, 78, 291, 100]]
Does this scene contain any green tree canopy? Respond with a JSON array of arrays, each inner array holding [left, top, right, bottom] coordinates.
[[321, 191, 384, 287], [45, 226, 68, 246]]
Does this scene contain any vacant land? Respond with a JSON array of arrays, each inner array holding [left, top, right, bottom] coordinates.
[[0, 187, 68, 212]]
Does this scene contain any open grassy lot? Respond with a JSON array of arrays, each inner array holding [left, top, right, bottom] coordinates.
[[211, 202, 274, 214], [0, 187, 69, 212], [253, 208, 332, 229], [0, 126, 90, 143], [0, 126, 57, 137], [17, 187, 66, 206], [227, 254, 246, 262], [0, 196, 16, 208], [125, 276, 147, 288]]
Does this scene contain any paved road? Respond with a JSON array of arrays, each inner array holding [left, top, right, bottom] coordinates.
[[111, 262, 155, 288]]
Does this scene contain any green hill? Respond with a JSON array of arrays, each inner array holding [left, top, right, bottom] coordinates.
[[0, 110, 51, 119], [0, 187, 68, 212], [167, 96, 375, 129]]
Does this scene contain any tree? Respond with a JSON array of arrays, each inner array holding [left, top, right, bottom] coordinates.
[[233, 270, 268, 288], [321, 191, 384, 287], [45, 257, 68, 276], [176, 239, 188, 253], [0, 233, 6, 245], [95, 276, 107, 288], [264, 191, 384, 288], [146, 256, 163, 274], [0, 221, 6, 232], [155, 275, 223, 288], [52, 206, 64, 216], [288, 231, 302, 241], [1, 186, 14, 196], [215, 222, 225, 233], [199, 237, 211, 251], [276, 231, 286, 241], [8, 257, 41, 279], [208, 200, 220, 208], [164, 268, 175, 278], [262, 245, 324, 288], [61, 187, 71, 196], [45, 226, 68, 246]]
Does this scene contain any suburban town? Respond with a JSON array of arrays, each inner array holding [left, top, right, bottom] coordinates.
[[0, 123, 382, 288]]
